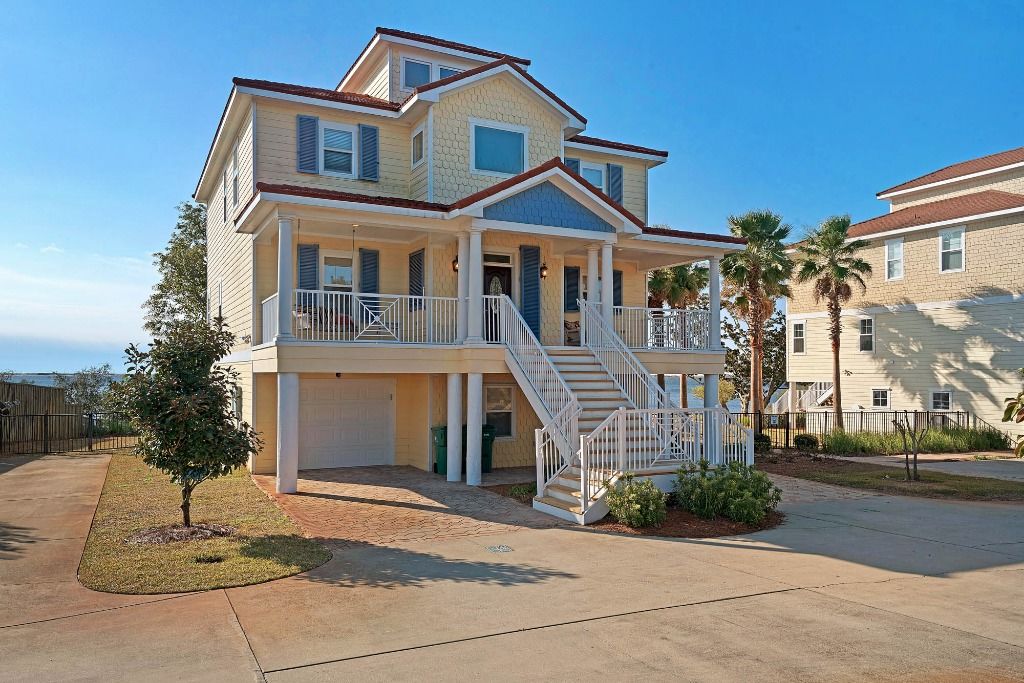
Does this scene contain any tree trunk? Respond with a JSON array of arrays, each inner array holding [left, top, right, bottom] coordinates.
[[750, 322, 764, 414], [680, 374, 689, 408], [181, 485, 192, 527], [829, 297, 844, 431]]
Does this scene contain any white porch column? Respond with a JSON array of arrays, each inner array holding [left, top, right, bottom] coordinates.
[[788, 381, 799, 413], [446, 373, 463, 482], [456, 232, 470, 342], [708, 255, 721, 351], [466, 228, 484, 343], [276, 372, 299, 494], [600, 242, 614, 321], [465, 373, 483, 486], [586, 245, 600, 307], [704, 374, 720, 409], [703, 372, 720, 464], [275, 216, 294, 341]]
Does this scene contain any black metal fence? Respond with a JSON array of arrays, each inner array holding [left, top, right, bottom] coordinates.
[[732, 410, 978, 449], [0, 413, 137, 455]]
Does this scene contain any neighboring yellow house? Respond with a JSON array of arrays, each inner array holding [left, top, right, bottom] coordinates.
[[194, 27, 751, 523], [784, 145, 1024, 438]]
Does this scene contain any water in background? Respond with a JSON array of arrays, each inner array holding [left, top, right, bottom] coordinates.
[[664, 375, 745, 412]]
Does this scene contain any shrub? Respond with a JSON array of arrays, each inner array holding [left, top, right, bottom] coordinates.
[[675, 460, 782, 525], [753, 433, 772, 453], [793, 433, 819, 451], [605, 474, 667, 528], [822, 427, 1011, 455]]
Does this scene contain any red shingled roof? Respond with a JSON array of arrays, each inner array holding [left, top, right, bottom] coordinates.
[[414, 58, 586, 124], [255, 183, 448, 212], [851, 190, 1024, 238], [233, 78, 401, 111], [641, 225, 747, 245], [376, 27, 530, 66], [878, 145, 1024, 196], [567, 135, 668, 158]]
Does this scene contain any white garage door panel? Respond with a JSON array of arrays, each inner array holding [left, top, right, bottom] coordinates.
[[298, 379, 394, 469]]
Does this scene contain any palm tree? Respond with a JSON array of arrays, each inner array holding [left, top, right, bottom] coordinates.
[[721, 210, 793, 414], [647, 263, 709, 407], [794, 215, 872, 430]]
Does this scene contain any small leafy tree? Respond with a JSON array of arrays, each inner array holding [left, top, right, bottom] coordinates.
[[145, 202, 208, 338], [1003, 369, 1024, 457], [692, 378, 738, 407], [115, 320, 259, 527], [722, 306, 786, 410], [53, 364, 115, 414], [893, 411, 929, 481]]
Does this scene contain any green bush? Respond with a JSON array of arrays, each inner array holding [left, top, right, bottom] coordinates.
[[793, 433, 819, 450], [675, 460, 782, 526], [605, 474, 667, 528], [753, 433, 772, 453], [822, 427, 1011, 455]]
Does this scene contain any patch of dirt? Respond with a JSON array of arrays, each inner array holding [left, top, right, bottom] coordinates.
[[481, 482, 536, 505], [592, 507, 785, 538], [126, 523, 236, 545]]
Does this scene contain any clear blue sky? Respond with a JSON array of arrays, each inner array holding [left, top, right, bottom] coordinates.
[[1, 1, 1020, 371]]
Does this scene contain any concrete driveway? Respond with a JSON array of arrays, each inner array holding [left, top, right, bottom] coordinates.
[[2, 453, 1023, 681]]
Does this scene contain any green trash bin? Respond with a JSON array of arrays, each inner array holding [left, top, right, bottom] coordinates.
[[431, 426, 447, 475], [461, 424, 496, 474]]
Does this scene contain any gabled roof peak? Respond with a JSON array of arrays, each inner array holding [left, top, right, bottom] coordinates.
[[375, 27, 530, 66]]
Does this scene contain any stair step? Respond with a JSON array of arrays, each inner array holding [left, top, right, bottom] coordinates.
[[559, 372, 611, 382], [574, 389, 626, 400], [553, 363, 602, 373], [535, 495, 582, 514], [546, 483, 583, 504]]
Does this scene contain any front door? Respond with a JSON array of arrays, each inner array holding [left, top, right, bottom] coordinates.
[[483, 265, 512, 342]]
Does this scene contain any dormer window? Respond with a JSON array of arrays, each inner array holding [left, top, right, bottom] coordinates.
[[470, 118, 527, 177], [580, 162, 605, 192], [402, 58, 432, 89], [438, 66, 462, 80]]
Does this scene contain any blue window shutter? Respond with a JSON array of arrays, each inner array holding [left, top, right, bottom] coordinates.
[[359, 248, 379, 293], [565, 157, 581, 174], [408, 248, 424, 309], [358, 124, 379, 181], [607, 164, 624, 204], [564, 266, 579, 312], [519, 245, 541, 337], [296, 244, 319, 308], [296, 115, 319, 174], [613, 269, 623, 308]]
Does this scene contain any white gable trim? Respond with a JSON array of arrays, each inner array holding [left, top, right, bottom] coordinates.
[[472, 218, 618, 242]]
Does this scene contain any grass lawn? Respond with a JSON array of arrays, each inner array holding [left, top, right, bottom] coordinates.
[[759, 455, 1024, 502], [79, 452, 331, 594]]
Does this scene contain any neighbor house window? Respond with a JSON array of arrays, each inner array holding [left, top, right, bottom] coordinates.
[[470, 119, 527, 176], [885, 238, 903, 280], [403, 58, 432, 89], [485, 385, 515, 438], [931, 390, 952, 411], [792, 322, 805, 354], [871, 389, 890, 409], [322, 253, 353, 293], [438, 66, 462, 80], [939, 228, 965, 272], [320, 122, 357, 177], [231, 142, 239, 206], [411, 125, 424, 168], [580, 162, 605, 191], [859, 318, 874, 352]]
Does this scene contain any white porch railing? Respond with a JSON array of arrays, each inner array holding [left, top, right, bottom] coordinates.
[[612, 306, 712, 351], [261, 294, 279, 343], [288, 290, 460, 344]]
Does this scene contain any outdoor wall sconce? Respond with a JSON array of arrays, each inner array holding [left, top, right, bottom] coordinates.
[[452, 257, 459, 272], [540, 262, 549, 279]]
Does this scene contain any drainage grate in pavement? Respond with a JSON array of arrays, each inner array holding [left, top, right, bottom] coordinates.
[[486, 545, 513, 553]]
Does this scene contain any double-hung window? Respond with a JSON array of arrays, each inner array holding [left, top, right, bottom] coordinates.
[[579, 162, 605, 191], [871, 389, 890, 409], [859, 318, 874, 352], [485, 385, 515, 438], [320, 122, 357, 178], [470, 118, 527, 176], [792, 322, 806, 354], [411, 125, 425, 168], [885, 238, 903, 280], [402, 58, 432, 89], [939, 228, 965, 273], [930, 390, 952, 411]]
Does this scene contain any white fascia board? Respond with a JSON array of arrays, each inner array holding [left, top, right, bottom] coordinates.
[[337, 34, 382, 91], [632, 233, 745, 252], [472, 218, 618, 242], [234, 86, 402, 119], [428, 64, 584, 130], [787, 293, 1024, 320], [849, 206, 1024, 242], [878, 160, 1024, 199], [563, 140, 667, 166], [379, 34, 518, 70], [195, 88, 245, 202]]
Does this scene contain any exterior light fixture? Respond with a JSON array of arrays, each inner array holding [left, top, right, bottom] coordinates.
[[540, 262, 549, 279], [452, 257, 459, 272]]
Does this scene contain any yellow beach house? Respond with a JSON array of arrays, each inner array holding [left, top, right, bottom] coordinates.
[[194, 27, 752, 523], [783, 145, 1024, 438]]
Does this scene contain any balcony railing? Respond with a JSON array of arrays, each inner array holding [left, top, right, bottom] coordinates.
[[612, 306, 712, 351]]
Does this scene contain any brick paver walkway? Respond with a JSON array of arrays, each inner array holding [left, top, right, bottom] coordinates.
[[768, 473, 881, 506], [253, 466, 563, 548]]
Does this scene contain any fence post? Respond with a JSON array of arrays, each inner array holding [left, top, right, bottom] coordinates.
[[784, 412, 791, 449], [617, 407, 627, 471], [755, 410, 763, 436], [87, 413, 95, 451], [43, 411, 50, 454]]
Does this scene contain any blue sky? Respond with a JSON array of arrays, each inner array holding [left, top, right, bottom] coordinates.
[[0, 1, 1020, 371]]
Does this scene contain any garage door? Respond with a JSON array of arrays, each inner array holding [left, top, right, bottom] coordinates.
[[298, 378, 394, 469]]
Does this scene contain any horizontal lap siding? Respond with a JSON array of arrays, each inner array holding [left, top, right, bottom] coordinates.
[[254, 100, 410, 198], [788, 303, 1024, 436], [360, 55, 390, 100], [788, 217, 1024, 314], [568, 148, 649, 224]]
